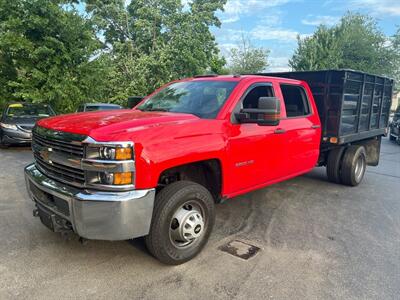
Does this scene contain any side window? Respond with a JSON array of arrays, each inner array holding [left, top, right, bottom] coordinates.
[[280, 84, 310, 117], [242, 85, 274, 109]]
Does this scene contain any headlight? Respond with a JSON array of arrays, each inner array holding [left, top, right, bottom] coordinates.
[[84, 142, 135, 188], [87, 145, 133, 161], [0, 123, 17, 130]]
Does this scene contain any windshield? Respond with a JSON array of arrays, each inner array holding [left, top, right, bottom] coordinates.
[[137, 80, 238, 119], [6, 104, 55, 118]]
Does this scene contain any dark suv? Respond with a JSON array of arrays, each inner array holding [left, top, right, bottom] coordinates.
[[0, 103, 55, 147]]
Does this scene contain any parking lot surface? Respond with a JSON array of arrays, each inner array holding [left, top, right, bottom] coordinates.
[[0, 138, 399, 299]]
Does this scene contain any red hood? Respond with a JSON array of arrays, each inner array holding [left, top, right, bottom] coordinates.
[[37, 109, 200, 139]]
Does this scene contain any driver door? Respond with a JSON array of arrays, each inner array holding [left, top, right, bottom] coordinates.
[[225, 82, 287, 196]]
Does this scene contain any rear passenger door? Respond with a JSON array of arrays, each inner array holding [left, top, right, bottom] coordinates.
[[276, 83, 321, 176]]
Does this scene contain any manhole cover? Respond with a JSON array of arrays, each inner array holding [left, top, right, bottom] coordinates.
[[219, 240, 260, 260]]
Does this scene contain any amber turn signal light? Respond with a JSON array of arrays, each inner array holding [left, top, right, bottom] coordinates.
[[113, 172, 132, 185], [115, 147, 132, 160], [329, 137, 338, 144]]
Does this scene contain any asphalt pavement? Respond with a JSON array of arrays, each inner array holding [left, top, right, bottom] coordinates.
[[0, 138, 399, 299]]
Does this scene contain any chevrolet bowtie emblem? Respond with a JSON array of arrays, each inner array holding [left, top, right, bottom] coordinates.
[[39, 148, 52, 163]]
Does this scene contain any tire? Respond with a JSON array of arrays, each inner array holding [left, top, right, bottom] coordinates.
[[389, 133, 396, 141], [145, 181, 215, 265], [0, 133, 8, 149], [340, 145, 367, 186], [326, 147, 346, 183]]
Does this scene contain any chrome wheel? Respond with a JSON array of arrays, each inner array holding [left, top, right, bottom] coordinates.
[[169, 202, 205, 248], [354, 155, 365, 183]]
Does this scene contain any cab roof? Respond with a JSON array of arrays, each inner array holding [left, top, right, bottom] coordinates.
[[188, 74, 303, 84]]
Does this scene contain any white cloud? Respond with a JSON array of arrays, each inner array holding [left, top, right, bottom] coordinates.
[[251, 26, 299, 41], [301, 15, 340, 26], [268, 66, 291, 72], [346, 0, 400, 16], [222, 0, 292, 24], [220, 16, 240, 24], [267, 56, 291, 72], [224, 0, 291, 15]]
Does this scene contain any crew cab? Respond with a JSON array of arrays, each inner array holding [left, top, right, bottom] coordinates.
[[24, 70, 393, 264]]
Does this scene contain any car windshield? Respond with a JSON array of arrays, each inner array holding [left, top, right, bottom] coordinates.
[[6, 104, 55, 118], [137, 80, 238, 119], [86, 105, 121, 112]]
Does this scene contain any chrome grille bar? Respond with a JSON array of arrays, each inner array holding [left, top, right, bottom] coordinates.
[[33, 133, 84, 156], [32, 126, 86, 188]]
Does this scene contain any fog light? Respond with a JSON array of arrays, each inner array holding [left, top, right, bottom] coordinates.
[[113, 172, 132, 185], [100, 172, 114, 185]]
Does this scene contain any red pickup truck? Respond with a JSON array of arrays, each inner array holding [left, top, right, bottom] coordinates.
[[25, 70, 393, 264]]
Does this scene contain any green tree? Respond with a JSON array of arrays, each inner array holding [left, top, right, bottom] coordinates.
[[228, 34, 269, 74], [391, 27, 400, 88], [85, 0, 227, 101], [289, 26, 342, 71], [0, 0, 105, 112], [290, 13, 399, 81]]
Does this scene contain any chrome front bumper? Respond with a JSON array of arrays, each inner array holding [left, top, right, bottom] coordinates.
[[24, 163, 155, 241]]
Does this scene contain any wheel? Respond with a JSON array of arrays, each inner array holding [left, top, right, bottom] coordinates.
[[326, 147, 346, 183], [389, 133, 396, 141], [340, 145, 367, 186], [145, 181, 215, 265], [0, 133, 8, 149]]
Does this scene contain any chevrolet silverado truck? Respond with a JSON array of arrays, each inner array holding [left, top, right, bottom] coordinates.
[[25, 70, 393, 264]]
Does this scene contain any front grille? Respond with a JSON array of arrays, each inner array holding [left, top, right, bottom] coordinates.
[[32, 127, 87, 187], [33, 132, 84, 156], [34, 153, 85, 185]]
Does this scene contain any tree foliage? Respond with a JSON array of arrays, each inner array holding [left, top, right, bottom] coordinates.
[[228, 34, 269, 74], [0, 0, 107, 112], [85, 0, 226, 103], [0, 0, 226, 111], [290, 13, 400, 84]]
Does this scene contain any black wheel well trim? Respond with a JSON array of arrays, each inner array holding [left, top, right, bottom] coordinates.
[[157, 159, 223, 202]]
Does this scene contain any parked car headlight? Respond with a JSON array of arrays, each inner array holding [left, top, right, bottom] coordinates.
[[0, 123, 17, 130]]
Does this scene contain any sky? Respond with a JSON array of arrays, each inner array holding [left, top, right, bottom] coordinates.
[[212, 0, 400, 71]]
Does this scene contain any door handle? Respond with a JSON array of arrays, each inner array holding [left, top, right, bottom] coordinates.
[[311, 124, 321, 129], [274, 128, 286, 134]]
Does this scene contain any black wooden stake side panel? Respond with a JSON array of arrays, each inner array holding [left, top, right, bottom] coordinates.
[[258, 70, 394, 145]]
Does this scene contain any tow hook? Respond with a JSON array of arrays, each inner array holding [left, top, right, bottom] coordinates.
[[33, 209, 39, 217]]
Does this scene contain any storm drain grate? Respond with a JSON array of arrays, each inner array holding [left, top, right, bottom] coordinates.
[[219, 240, 260, 260]]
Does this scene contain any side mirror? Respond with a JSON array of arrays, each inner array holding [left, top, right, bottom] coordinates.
[[127, 96, 144, 109], [235, 97, 281, 126]]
